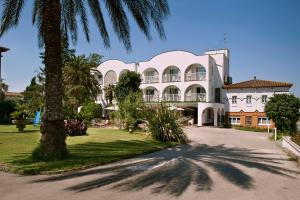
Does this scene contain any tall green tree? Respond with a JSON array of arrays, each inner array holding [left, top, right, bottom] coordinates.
[[22, 77, 44, 116], [63, 54, 101, 111], [114, 71, 142, 103], [265, 94, 300, 135], [0, 0, 170, 160], [104, 84, 115, 105]]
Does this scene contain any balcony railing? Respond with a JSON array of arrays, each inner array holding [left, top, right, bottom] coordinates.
[[185, 72, 206, 81], [185, 93, 206, 102], [143, 95, 159, 102], [143, 75, 159, 84], [162, 74, 181, 83], [162, 94, 181, 101]]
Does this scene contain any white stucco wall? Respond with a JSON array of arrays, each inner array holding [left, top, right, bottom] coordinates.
[[221, 87, 290, 112], [96, 50, 229, 104]]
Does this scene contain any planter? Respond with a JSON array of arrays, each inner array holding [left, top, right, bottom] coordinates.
[[282, 136, 300, 158], [128, 125, 134, 133], [12, 119, 30, 132]]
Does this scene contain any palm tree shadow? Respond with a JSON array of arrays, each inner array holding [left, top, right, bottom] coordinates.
[[33, 143, 300, 196]]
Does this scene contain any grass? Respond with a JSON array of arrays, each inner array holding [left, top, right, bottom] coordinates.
[[0, 125, 174, 175]]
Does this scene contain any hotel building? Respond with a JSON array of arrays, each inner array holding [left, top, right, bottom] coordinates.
[[94, 49, 292, 127]]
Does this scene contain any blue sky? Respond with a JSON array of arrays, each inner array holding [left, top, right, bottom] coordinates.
[[0, 0, 299, 97]]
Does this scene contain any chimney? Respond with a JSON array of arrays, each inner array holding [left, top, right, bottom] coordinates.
[[254, 76, 256, 80], [134, 62, 139, 72]]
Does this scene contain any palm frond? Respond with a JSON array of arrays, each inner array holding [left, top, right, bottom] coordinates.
[[0, 0, 25, 36], [104, 0, 131, 50], [87, 0, 110, 47]]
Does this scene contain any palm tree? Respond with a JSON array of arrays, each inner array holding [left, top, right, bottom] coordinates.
[[63, 54, 101, 111], [0, 82, 8, 101], [0, 0, 170, 160]]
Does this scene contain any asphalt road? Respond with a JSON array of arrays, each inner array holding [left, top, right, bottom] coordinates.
[[1, 127, 300, 200]]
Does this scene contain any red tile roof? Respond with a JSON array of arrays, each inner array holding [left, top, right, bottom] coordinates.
[[223, 79, 293, 89], [4, 92, 23, 97]]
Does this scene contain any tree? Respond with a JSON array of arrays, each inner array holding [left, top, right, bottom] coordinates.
[[104, 84, 115, 105], [63, 54, 101, 111], [22, 77, 44, 117], [114, 71, 142, 102], [265, 94, 300, 135], [0, 0, 170, 160], [0, 82, 8, 101], [118, 92, 144, 129]]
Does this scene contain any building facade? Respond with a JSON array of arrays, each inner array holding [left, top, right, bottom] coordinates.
[[95, 49, 293, 127]]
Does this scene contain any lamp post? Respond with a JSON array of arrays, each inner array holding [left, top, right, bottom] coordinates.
[[0, 46, 10, 83]]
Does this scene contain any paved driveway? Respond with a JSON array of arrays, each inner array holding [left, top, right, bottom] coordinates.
[[1, 127, 300, 200]]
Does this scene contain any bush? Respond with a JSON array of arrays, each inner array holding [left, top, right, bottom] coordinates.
[[232, 126, 268, 132], [64, 119, 87, 136], [145, 104, 188, 143], [0, 100, 16, 124], [80, 101, 102, 125]]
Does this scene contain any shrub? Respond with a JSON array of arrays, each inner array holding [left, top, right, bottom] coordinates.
[[80, 101, 102, 125], [145, 104, 188, 143], [64, 119, 87, 136], [0, 100, 16, 124], [232, 126, 268, 132]]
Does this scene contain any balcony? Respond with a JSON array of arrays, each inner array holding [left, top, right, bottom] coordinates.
[[185, 93, 206, 102], [162, 94, 181, 102], [143, 75, 159, 84], [185, 72, 206, 81], [162, 74, 181, 83], [143, 94, 159, 102]]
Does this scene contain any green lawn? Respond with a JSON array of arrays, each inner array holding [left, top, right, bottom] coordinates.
[[0, 125, 174, 175]]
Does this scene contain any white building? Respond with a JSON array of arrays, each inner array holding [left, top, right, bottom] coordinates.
[[95, 49, 293, 127]]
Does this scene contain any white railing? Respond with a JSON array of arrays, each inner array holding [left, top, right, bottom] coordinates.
[[162, 74, 181, 83], [185, 93, 206, 102], [143, 95, 159, 102], [185, 72, 206, 81], [162, 94, 181, 101], [143, 75, 159, 83]]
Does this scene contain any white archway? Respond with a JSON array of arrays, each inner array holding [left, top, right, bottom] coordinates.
[[185, 64, 206, 81], [104, 70, 117, 85]]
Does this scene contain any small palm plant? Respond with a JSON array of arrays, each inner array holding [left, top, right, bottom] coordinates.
[[145, 104, 188, 143]]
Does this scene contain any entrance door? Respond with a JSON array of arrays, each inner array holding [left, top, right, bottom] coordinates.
[[245, 116, 252, 126]]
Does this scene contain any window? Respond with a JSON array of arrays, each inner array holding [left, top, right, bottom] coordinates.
[[232, 96, 237, 104], [262, 95, 267, 103], [215, 88, 220, 103], [246, 95, 252, 104], [229, 116, 240, 124], [258, 117, 271, 125]]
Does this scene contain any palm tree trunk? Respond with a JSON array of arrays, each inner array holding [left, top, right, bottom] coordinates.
[[40, 0, 67, 160]]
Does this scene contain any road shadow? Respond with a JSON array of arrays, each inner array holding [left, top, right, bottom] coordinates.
[[33, 143, 299, 196]]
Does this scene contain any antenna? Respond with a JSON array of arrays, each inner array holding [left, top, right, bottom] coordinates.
[[224, 33, 227, 49]]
